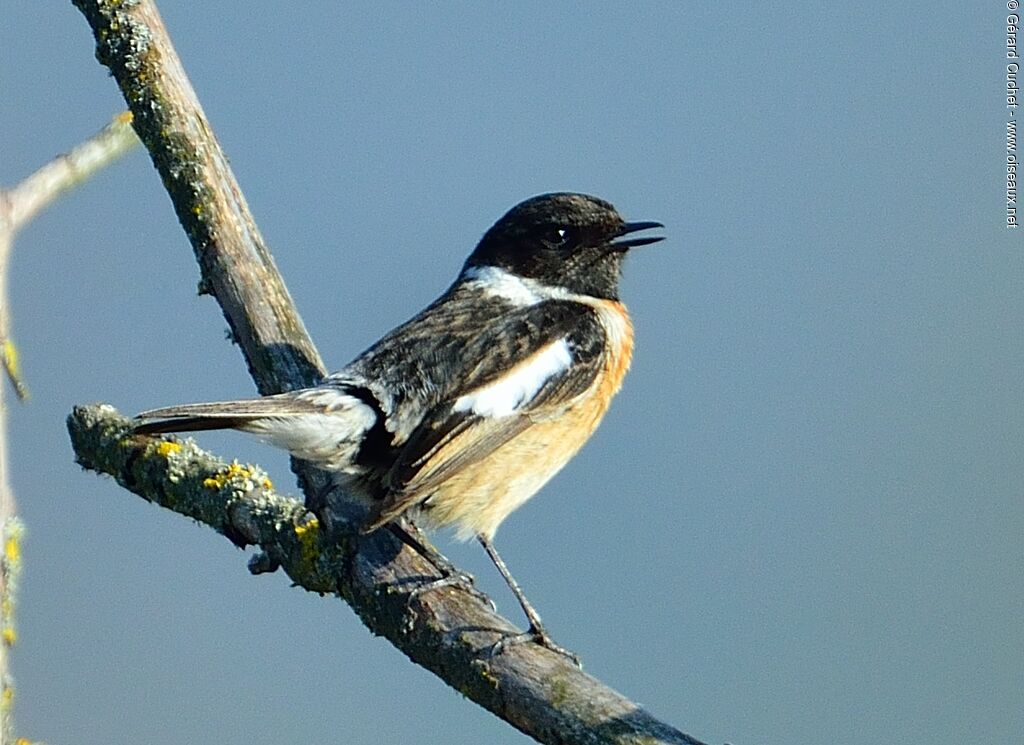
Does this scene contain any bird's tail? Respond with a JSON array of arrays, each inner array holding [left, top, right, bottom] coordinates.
[[133, 395, 307, 435], [132, 388, 379, 473]]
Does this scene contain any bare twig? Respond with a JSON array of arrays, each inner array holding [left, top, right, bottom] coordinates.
[[0, 111, 138, 401], [0, 112, 141, 745], [70, 1, 699, 743], [2, 112, 139, 238]]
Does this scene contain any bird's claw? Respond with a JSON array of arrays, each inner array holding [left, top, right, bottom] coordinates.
[[409, 570, 497, 611], [487, 626, 582, 667]]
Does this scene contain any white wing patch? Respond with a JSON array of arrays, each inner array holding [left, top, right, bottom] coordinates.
[[453, 339, 572, 418]]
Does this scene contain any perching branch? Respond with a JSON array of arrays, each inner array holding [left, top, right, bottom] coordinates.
[[0, 111, 140, 745], [70, 2, 701, 743], [69, 404, 702, 745]]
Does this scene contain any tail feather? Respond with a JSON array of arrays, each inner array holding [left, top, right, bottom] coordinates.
[[131, 388, 381, 472], [133, 415, 251, 435], [133, 395, 321, 435]]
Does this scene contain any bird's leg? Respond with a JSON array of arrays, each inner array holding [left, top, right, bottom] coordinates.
[[387, 518, 495, 609], [387, 517, 459, 574], [478, 535, 581, 666]]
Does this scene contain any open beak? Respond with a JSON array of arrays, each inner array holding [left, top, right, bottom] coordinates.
[[611, 220, 665, 249]]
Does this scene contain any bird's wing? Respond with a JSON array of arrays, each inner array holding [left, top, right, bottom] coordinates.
[[364, 300, 604, 529]]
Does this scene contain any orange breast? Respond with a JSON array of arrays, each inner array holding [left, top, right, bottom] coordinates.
[[594, 299, 634, 401], [421, 300, 635, 540]]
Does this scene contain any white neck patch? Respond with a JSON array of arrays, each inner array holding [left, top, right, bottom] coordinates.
[[461, 264, 603, 306], [460, 265, 543, 305]]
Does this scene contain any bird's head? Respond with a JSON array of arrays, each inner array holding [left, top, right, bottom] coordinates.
[[465, 193, 664, 300]]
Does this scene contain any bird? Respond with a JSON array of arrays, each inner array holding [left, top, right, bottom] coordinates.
[[133, 192, 664, 658]]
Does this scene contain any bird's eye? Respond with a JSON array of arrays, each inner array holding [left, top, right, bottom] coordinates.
[[542, 226, 573, 249]]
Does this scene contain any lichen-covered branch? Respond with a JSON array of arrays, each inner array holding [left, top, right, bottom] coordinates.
[[69, 404, 702, 745], [68, 404, 336, 592], [73, 0, 324, 394]]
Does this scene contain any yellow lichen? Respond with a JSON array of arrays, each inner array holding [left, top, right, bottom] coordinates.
[[155, 441, 182, 458], [549, 675, 572, 708], [0, 519, 23, 657], [202, 461, 260, 491], [3, 340, 19, 376], [478, 665, 501, 690], [115, 110, 134, 125], [294, 518, 321, 571], [4, 534, 20, 566], [293, 518, 317, 537], [1, 338, 27, 399]]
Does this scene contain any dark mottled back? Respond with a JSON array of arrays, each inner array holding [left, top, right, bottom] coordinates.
[[337, 281, 602, 456]]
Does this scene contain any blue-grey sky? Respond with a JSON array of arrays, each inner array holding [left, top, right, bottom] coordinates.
[[2, 4, 1020, 744]]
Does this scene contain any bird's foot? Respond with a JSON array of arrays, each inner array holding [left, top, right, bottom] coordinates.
[[408, 569, 497, 611], [487, 624, 581, 667], [385, 519, 495, 609]]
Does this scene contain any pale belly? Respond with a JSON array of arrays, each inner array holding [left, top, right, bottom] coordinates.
[[418, 393, 610, 540]]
